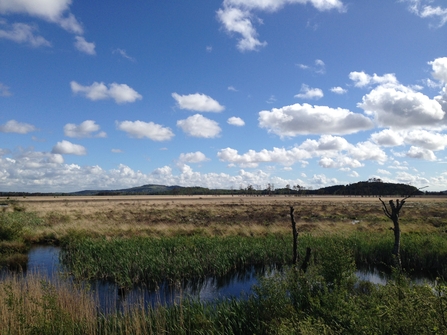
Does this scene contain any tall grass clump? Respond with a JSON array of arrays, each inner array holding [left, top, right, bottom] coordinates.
[[296, 232, 447, 279], [0, 210, 43, 269], [60, 234, 292, 288], [345, 232, 447, 278], [0, 211, 43, 241], [0, 273, 97, 335]]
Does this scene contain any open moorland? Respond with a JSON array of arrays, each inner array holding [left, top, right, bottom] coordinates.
[[2, 195, 447, 334], [2, 194, 447, 242]]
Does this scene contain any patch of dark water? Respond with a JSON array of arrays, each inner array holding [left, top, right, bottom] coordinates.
[[2, 246, 274, 313], [27, 245, 61, 277], [91, 265, 267, 313], [2, 247, 438, 313]]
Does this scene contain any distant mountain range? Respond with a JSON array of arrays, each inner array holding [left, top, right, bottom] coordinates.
[[0, 181, 434, 197]]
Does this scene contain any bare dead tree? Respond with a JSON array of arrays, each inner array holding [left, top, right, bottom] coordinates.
[[290, 206, 312, 272], [379, 197, 409, 268], [379, 187, 426, 268]]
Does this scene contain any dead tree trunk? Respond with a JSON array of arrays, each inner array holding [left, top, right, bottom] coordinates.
[[290, 206, 312, 272], [290, 206, 298, 265], [379, 197, 408, 269]]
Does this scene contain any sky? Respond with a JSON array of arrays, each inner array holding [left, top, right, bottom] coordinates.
[[1, 0, 447, 193]]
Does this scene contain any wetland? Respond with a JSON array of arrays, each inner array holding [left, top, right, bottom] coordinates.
[[1, 195, 447, 334]]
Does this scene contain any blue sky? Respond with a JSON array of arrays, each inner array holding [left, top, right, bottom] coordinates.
[[1, 0, 447, 192]]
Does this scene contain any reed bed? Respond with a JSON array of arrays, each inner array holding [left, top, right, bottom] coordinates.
[[58, 231, 447, 290], [298, 233, 447, 279], [60, 235, 291, 288]]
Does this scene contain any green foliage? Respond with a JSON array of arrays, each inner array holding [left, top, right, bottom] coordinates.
[[0, 211, 43, 241], [0, 211, 43, 269], [60, 234, 292, 288]]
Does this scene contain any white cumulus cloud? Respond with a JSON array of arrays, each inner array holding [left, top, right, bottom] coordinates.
[[0, 120, 36, 134], [178, 151, 209, 163], [0, 0, 83, 34], [0, 21, 50, 47], [64, 120, 105, 138], [227, 116, 245, 126], [358, 84, 445, 129], [217, 0, 344, 51], [404, 129, 447, 151], [348, 141, 387, 164], [52, 140, 86, 155], [429, 57, 447, 83], [318, 156, 363, 169], [116, 120, 174, 141], [74, 36, 95, 55], [217, 6, 266, 52], [71, 81, 142, 104], [370, 129, 405, 147], [349, 71, 398, 88], [330, 86, 347, 94], [294, 84, 324, 100], [177, 114, 221, 138], [258, 103, 373, 137], [406, 146, 437, 161], [172, 92, 224, 112], [299, 135, 350, 153], [218, 147, 312, 168]]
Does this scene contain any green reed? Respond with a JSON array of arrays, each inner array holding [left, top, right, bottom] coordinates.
[[60, 232, 447, 288], [61, 234, 292, 287], [300, 232, 447, 278]]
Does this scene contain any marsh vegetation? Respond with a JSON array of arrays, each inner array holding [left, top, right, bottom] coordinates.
[[1, 195, 447, 334]]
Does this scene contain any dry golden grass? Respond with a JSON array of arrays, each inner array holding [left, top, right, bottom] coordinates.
[[0, 272, 98, 334], [2, 195, 447, 241]]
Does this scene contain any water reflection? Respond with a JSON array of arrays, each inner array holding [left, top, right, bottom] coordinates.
[[2, 246, 437, 314], [27, 246, 61, 278], [7, 246, 270, 313]]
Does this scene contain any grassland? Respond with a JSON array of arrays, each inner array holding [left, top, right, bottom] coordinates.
[[2, 195, 447, 334], [2, 194, 446, 242]]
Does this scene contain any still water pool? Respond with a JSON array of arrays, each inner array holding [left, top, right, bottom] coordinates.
[[4, 246, 436, 313], [23, 246, 269, 313]]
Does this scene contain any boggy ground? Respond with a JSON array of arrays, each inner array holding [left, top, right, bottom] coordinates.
[[2, 194, 446, 242], [2, 195, 447, 334]]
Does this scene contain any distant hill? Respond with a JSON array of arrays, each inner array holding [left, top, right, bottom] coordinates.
[[70, 184, 180, 196], [314, 181, 422, 196]]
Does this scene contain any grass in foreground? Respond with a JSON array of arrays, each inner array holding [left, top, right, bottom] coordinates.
[[2, 245, 447, 335]]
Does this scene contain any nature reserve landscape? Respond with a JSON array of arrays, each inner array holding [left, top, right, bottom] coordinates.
[[1, 194, 447, 334]]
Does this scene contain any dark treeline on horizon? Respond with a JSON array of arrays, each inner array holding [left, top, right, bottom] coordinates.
[[0, 181, 443, 198]]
